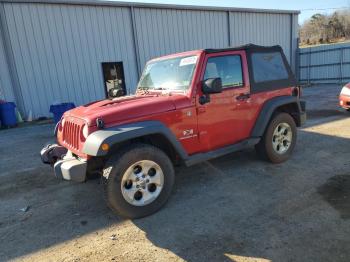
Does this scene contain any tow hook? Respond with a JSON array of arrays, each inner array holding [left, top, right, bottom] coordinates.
[[40, 144, 68, 165]]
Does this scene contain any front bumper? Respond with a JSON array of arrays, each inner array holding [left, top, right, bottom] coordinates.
[[54, 155, 87, 182], [41, 144, 87, 182]]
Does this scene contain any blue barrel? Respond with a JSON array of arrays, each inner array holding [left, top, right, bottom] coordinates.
[[49, 102, 75, 124], [0, 102, 17, 127]]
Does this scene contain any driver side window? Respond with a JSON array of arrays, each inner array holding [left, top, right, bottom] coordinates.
[[204, 55, 243, 88]]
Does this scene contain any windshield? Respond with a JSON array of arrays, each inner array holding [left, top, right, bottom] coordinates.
[[137, 55, 198, 91]]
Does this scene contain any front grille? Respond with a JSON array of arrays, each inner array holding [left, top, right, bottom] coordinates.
[[63, 120, 81, 150]]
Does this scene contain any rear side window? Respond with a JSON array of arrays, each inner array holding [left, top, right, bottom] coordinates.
[[204, 55, 243, 88], [251, 52, 288, 83]]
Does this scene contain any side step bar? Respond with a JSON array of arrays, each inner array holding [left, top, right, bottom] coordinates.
[[184, 138, 260, 167]]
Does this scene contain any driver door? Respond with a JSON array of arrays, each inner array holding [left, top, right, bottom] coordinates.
[[196, 51, 251, 151]]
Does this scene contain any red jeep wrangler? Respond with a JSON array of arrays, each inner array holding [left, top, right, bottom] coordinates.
[[41, 44, 306, 218]]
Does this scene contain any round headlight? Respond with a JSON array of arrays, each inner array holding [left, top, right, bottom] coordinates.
[[82, 124, 89, 139]]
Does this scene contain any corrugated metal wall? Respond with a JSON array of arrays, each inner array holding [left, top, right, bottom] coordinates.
[[229, 12, 291, 61], [2, 2, 139, 117], [133, 9, 296, 69], [299, 42, 350, 84], [0, 16, 14, 101], [133, 8, 229, 69], [0, 1, 298, 118]]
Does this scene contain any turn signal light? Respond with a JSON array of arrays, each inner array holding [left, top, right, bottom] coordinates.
[[101, 143, 109, 151]]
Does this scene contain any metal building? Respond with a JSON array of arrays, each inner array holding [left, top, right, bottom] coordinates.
[[0, 0, 299, 118]]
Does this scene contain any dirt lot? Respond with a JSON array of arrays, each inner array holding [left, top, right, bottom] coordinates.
[[0, 84, 349, 262]]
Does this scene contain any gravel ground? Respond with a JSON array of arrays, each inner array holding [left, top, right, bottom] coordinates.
[[0, 84, 349, 262]]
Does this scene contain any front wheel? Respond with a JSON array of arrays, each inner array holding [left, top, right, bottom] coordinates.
[[102, 143, 175, 219], [255, 112, 297, 163]]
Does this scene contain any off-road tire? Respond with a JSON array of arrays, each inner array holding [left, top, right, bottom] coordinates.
[[102, 143, 175, 219], [255, 112, 297, 163]]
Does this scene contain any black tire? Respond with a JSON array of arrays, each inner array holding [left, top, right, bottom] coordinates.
[[102, 143, 175, 219], [255, 112, 297, 164]]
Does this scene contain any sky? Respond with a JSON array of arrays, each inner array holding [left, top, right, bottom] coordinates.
[[113, 0, 350, 24]]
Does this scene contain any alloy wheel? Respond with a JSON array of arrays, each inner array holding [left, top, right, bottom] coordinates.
[[121, 160, 164, 206]]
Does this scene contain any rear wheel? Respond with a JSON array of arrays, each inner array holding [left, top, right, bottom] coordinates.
[[255, 112, 297, 163], [102, 143, 174, 219]]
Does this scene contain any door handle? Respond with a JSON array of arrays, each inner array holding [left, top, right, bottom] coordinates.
[[236, 93, 250, 101], [197, 107, 206, 114]]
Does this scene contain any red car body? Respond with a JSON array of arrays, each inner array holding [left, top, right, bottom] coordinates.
[[41, 44, 306, 218], [57, 49, 293, 160], [339, 83, 350, 110]]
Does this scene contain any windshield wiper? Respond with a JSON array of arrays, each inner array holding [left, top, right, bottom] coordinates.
[[138, 86, 150, 90], [137, 86, 151, 95]]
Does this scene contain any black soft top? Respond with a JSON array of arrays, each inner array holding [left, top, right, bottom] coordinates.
[[204, 43, 282, 54], [205, 44, 297, 93]]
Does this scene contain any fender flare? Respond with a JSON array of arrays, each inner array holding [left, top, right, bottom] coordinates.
[[82, 121, 188, 158], [250, 96, 306, 137]]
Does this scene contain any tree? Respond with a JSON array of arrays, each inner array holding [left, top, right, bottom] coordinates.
[[300, 9, 350, 45]]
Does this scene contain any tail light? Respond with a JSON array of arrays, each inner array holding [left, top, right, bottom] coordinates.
[[292, 86, 301, 97]]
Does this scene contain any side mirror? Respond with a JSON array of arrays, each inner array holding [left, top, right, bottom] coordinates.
[[202, 78, 223, 94]]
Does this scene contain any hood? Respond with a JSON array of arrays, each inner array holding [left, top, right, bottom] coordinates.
[[64, 94, 178, 126]]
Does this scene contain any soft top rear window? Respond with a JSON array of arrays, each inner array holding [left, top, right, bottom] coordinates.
[[246, 45, 296, 93], [251, 52, 289, 83]]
